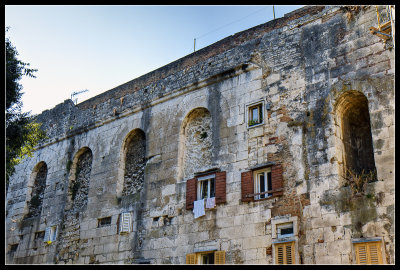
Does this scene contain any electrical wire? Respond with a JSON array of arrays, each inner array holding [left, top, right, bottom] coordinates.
[[195, 6, 271, 41]]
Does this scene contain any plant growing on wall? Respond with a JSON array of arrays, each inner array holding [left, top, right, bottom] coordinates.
[[343, 166, 377, 196], [248, 118, 262, 127]]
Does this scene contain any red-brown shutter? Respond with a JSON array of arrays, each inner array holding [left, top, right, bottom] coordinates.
[[241, 171, 253, 202], [215, 171, 226, 204], [186, 178, 197, 210], [271, 164, 283, 196]]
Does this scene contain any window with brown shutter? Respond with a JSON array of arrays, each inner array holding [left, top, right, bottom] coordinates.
[[186, 178, 197, 210], [271, 164, 283, 196], [215, 171, 226, 204], [241, 164, 284, 201], [241, 171, 253, 202], [354, 241, 383, 264], [187, 171, 226, 210]]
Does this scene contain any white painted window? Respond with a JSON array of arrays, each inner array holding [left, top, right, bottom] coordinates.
[[44, 225, 57, 242], [197, 174, 215, 200], [253, 168, 272, 200], [119, 212, 132, 234]]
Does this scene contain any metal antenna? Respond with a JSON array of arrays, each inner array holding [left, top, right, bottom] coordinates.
[[273, 5, 275, 20], [71, 89, 89, 105]]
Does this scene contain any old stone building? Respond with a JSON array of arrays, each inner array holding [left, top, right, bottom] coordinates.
[[6, 5, 394, 264]]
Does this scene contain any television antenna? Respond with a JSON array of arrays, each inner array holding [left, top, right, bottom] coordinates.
[[71, 89, 89, 105]]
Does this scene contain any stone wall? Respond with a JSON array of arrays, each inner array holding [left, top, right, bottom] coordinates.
[[6, 5, 394, 264]]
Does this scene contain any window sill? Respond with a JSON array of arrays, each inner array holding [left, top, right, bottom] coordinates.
[[247, 122, 264, 129], [253, 195, 275, 202]]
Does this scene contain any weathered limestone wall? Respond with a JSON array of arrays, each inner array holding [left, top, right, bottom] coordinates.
[[6, 5, 394, 264]]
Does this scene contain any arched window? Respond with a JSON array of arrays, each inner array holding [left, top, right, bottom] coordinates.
[[335, 91, 376, 181], [26, 162, 47, 219], [121, 129, 146, 196]]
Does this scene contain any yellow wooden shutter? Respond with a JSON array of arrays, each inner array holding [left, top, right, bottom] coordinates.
[[355, 241, 383, 264], [214, 251, 226, 264], [186, 253, 196, 264], [356, 244, 368, 264], [286, 242, 294, 264], [276, 244, 284, 264], [275, 241, 295, 264]]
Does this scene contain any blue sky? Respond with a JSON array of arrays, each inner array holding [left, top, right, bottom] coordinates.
[[5, 5, 304, 115]]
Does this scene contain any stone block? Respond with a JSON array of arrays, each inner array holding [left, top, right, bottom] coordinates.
[[316, 255, 341, 264], [94, 244, 104, 255]]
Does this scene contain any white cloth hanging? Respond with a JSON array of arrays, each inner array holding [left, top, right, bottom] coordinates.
[[206, 197, 216, 209], [193, 199, 205, 219]]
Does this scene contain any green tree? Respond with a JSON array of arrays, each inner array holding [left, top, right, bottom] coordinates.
[[6, 28, 46, 188]]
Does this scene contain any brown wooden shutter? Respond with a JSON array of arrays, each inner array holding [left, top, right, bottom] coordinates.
[[186, 253, 196, 264], [214, 251, 226, 264], [215, 171, 226, 204], [186, 178, 197, 210], [241, 171, 253, 202], [271, 164, 283, 196]]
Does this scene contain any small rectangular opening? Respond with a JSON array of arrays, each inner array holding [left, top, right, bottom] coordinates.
[[35, 231, 45, 240], [10, 244, 18, 252], [247, 102, 264, 127], [277, 222, 294, 239], [98, 216, 112, 227]]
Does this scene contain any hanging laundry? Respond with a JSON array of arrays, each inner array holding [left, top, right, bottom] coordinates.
[[193, 199, 205, 219], [206, 197, 216, 209]]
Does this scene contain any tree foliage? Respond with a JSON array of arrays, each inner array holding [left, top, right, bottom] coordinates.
[[6, 27, 46, 187]]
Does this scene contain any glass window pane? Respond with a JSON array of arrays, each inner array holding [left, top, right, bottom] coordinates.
[[281, 227, 294, 235], [267, 171, 272, 195], [210, 178, 215, 198], [252, 107, 259, 122], [202, 181, 208, 199], [259, 173, 265, 198], [201, 253, 214, 264]]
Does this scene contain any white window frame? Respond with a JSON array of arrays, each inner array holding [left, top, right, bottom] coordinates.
[[44, 225, 57, 242], [246, 100, 265, 128], [277, 222, 294, 239], [197, 174, 216, 200], [253, 167, 272, 200], [119, 212, 133, 234]]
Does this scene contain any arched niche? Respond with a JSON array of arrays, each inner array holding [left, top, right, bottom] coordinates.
[[25, 161, 48, 219], [66, 147, 93, 212], [116, 129, 146, 197], [177, 107, 213, 181], [334, 90, 376, 183]]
